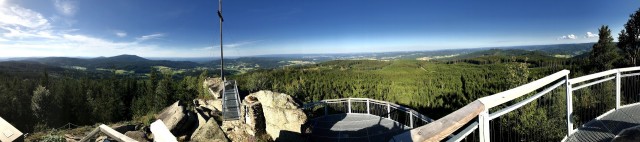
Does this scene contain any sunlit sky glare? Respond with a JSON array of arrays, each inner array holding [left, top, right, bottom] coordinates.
[[0, 0, 639, 57]]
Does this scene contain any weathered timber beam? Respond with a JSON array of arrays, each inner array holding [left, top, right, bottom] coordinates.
[[390, 100, 485, 142]]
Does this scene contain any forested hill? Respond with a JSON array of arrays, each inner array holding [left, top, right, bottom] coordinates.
[[234, 57, 568, 118], [22, 54, 200, 73]]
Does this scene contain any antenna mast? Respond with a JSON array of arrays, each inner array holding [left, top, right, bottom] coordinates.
[[217, 0, 224, 81]]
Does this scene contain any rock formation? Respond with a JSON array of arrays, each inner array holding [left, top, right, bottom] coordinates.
[[191, 119, 228, 142], [241, 95, 266, 135], [204, 77, 224, 98], [244, 90, 307, 141], [156, 101, 187, 131]]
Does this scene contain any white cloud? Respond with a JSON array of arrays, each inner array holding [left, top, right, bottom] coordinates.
[[115, 31, 127, 37], [585, 32, 598, 38], [0, 6, 51, 29], [54, 0, 77, 17], [558, 34, 577, 40], [0, 1, 203, 57], [136, 33, 165, 42]]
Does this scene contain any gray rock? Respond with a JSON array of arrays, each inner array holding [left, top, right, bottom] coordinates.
[[190, 119, 229, 142], [244, 90, 307, 140], [157, 101, 186, 131], [124, 131, 149, 142]]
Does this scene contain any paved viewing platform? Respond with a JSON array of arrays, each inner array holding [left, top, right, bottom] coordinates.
[[305, 114, 410, 142], [302, 98, 433, 142], [567, 103, 640, 142]]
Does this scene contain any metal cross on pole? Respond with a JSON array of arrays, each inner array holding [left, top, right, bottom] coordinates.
[[217, 0, 225, 82]]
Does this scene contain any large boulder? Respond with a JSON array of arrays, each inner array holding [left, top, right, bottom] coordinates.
[[221, 120, 256, 142], [157, 101, 186, 131], [204, 77, 224, 98], [124, 131, 150, 142], [245, 90, 307, 140], [156, 101, 197, 136], [191, 119, 228, 142], [241, 96, 266, 135]]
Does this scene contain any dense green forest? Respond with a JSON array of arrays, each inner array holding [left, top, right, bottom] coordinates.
[[0, 67, 213, 133], [1, 7, 640, 142]]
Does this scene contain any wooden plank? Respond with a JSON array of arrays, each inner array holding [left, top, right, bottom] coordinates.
[[98, 124, 138, 142], [0, 117, 22, 142], [390, 100, 485, 142], [150, 120, 177, 142]]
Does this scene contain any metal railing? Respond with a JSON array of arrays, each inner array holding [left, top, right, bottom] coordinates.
[[444, 70, 571, 142], [566, 67, 640, 136], [221, 80, 241, 121], [440, 66, 640, 142], [302, 98, 434, 128]]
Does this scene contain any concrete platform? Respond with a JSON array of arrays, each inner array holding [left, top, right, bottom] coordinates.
[[566, 103, 640, 142], [305, 113, 410, 142]]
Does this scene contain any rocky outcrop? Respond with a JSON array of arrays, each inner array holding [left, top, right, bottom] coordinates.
[[221, 120, 256, 142], [204, 77, 224, 98], [157, 101, 186, 131], [241, 95, 266, 135], [244, 90, 307, 141], [156, 101, 198, 138], [191, 118, 228, 142], [194, 99, 223, 118], [124, 131, 149, 142]]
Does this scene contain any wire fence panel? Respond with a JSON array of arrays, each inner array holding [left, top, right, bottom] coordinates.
[[621, 73, 640, 106], [483, 78, 568, 142], [572, 77, 616, 129], [302, 98, 432, 128]]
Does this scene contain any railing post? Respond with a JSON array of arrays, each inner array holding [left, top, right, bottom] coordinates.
[[616, 70, 621, 110], [478, 110, 490, 142], [387, 102, 391, 118], [324, 103, 328, 116], [348, 98, 352, 113], [566, 74, 574, 136], [366, 99, 371, 114], [409, 111, 414, 128]]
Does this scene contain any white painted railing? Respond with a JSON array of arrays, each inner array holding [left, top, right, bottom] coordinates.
[[566, 67, 640, 137], [302, 98, 434, 129], [435, 67, 640, 142]]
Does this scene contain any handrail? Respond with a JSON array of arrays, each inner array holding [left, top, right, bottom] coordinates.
[[478, 70, 570, 108], [302, 98, 434, 128], [390, 70, 570, 142], [569, 69, 617, 84]]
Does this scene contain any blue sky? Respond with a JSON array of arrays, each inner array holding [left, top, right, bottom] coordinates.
[[0, 0, 639, 57]]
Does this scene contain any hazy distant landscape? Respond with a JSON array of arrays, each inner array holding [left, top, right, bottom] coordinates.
[[3, 0, 640, 141]]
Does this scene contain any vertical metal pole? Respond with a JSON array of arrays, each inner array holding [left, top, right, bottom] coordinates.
[[218, 0, 224, 81], [616, 70, 621, 109], [324, 103, 328, 116], [566, 74, 574, 136], [409, 111, 414, 128], [478, 110, 490, 142], [348, 98, 352, 113], [366, 99, 370, 114], [387, 102, 391, 118]]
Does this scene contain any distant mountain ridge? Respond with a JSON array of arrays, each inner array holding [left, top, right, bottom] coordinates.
[[20, 54, 199, 73]]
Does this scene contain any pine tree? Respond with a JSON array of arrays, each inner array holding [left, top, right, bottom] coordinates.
[[618, 8, 640, 66], [590, 25, 619, 71]]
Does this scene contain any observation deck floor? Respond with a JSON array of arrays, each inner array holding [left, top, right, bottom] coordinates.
[[567, 103, 640, 142]]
